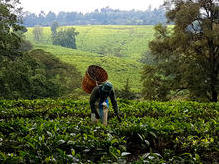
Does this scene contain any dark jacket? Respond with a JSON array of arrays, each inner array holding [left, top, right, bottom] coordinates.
[[90, 85, 118, 118]]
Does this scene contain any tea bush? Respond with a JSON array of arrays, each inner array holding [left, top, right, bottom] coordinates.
[[0, 99, 218, 163]]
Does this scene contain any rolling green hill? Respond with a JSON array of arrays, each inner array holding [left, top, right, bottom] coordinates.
[[25, 25, 155, 92]]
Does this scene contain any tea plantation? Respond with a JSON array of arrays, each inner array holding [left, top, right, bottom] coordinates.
[[24, 25, 156, 92], [33, 44, 142, 92], [0, 99, 218, 163], [25, 25, 154, 59]]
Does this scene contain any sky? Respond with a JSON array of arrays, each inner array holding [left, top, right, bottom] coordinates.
[[20, 0, 165, 14]]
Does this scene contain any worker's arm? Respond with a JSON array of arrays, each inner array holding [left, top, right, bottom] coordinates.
[[90, 87, 100, 119], [109, 90, 121, 122], [109, 89, 119, 115]]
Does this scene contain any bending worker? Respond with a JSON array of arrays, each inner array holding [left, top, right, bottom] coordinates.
[[90, 81, 121, 125]]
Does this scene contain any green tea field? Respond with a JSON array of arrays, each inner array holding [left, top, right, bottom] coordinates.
[[1, 0, 219, 163], [26, 25, 154, 59], [33, 44, 142, 92], [0, 99, 218, 163], [25, 25, 155, 92]]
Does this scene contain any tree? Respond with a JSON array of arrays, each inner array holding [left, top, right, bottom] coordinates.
[[142, 0, 219, 102], [116, 78, 138, 100], [46, 11, 56, 25], [32, 25, 43, 42], [52, 27, 79, 49], [0, 0, 29, 99], [0, 0, 24, 59], [38, 11, 46, 25], [28, 49, 82, 98], [22, 12, 38, 27], [22, 7, 167, 26], [0, 49, 82, 99], [0, 1, 81, 99], [141, 64, 171, 101], [50, 21, 59, 37]]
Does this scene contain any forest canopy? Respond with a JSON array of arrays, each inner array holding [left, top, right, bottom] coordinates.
[[0, 0, 81, 99], [142, 0, 219, 102], [22, 7, 167, 26]]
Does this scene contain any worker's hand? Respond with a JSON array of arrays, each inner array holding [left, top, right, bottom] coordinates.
[[117, 115, 122, 122]]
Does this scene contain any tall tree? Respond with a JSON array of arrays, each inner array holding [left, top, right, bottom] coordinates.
[[22, 7, 167, 26], [142, 0, 219, 102], [32, 25, 43, 42], [0, 0, 24, 59], [0, 1, 82, 99], [46, 11, 56, 25], [0, 0, 29, 99], [52, 27, 79, 49], [50, 21, 59, 37]]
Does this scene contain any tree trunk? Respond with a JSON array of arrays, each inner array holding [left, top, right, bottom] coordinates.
[[207, 28, 218, 102], [210, 70, 218, 102], [211, 88, 217, 102]]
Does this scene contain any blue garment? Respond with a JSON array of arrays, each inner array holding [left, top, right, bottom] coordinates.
[[98, 99, 109, 120]]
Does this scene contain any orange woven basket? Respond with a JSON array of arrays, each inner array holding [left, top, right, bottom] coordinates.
[[82, 65, 108, 94]]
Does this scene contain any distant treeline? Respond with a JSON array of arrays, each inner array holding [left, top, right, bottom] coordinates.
[[22, 7, 167, 27]]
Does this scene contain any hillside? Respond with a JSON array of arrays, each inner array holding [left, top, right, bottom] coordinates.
[[25, 25, 155, 92], [25, 25, 154, 59], [34, 44, 142, 92]]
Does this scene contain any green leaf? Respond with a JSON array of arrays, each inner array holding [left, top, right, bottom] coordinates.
[[56, 148, 65, 156], [110, 152, 118, 160], [71, 149, 75, 156], [195, 154, 200, 161], [47, 131, 52, 137], [144, 140, 150, 146], [111, 138, 118, 144], [27, 142, 35, 149], [142, 153, 150, 159], [137, 133, 144, 141], [0, 152, 7, 161], [57, 139, 65, 145], [121, 152, 131, 156], [149, 132, 157, 138]]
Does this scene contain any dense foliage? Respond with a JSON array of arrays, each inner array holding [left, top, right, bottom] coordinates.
[[142, 0, 219, 102], [115, 79, 139, 100], [52, 27, 79, 49], [27, 49, 82, 98], [0, 0, 23, 59], [0, 99, 218, 163], [0, 1, 81, 99], [22, 7, 166, 26], [0, 0, 28, 99], [0, 49, 81, 99]]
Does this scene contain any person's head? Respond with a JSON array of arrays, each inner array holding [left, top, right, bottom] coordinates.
[[101, 81, 113, 93]]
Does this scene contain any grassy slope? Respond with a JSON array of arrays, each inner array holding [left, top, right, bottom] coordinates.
[[75, 25, 154, 59], [26, 25, 155, 92]]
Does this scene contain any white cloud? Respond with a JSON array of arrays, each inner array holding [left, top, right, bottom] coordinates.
[[20, 0, 164, 14]]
